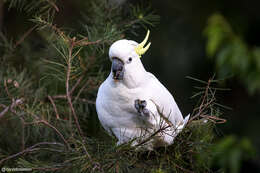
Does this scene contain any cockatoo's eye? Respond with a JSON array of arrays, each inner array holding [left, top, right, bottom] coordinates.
[[127, 57, 132, 64]]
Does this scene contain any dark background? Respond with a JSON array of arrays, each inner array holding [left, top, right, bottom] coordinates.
[[1, 0, 260, 171], [144, 0, 260, 144], [142, 0, 260, 170]]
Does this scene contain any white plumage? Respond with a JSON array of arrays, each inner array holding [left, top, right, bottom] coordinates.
[[96, 32, 189, 149]]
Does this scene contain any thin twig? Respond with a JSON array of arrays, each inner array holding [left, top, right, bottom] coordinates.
[[200, 114, 227, 124], [14, 26, 36, 48], [20, 117, 25, 151], [135, 125, 171, 147], [75, 38, 102, 47], [199, 79, 211, 111], [73, 80, 89, 103], [0, 142, 64, 165], [70, 75, 83, 94], [0, 104, 6, 108], [189, 79, 212, 122], [48, 95, 60, 119], [2, 83, 26, 150], [174, 162, 194, 173], [52, 95, 95, 104], [77, 98, 95, 104], [66, 39, 84, 138], [4, 79, 12, 99], [52, 95, 67, 99], [189, 99, 215, 122], [35, 120, 70, 150], [47, 0, 59, 12], [0, 105, 9, 118], [0, 98, 24, 118], [188, 76, 227, 126]]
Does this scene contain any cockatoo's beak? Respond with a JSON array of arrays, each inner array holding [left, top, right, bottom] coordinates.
[[112, 58, 124, 80]]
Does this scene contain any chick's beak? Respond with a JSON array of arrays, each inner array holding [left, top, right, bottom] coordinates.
[[112, 58, 124, 80]]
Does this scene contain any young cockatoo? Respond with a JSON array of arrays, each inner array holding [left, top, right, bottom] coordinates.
[[96, 30, 190, 150]]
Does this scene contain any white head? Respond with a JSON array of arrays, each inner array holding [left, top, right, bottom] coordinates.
[[108, 30, 151, 88]]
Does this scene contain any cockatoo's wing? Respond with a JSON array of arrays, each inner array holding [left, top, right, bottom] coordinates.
[[128, 72, 190, 146], [96, 71, 190, 148], [145, 72, 185, 125]]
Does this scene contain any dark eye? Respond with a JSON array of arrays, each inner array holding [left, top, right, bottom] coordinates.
[[127, 57, 132, 63]]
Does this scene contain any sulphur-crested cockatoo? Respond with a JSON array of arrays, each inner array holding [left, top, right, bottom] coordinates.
[[96, 30, 190, 149]]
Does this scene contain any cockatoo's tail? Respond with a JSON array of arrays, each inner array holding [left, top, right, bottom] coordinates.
[[135, 30, 151, 58]]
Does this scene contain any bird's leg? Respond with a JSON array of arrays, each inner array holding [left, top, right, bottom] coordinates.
[[134, 99, 150, 117]]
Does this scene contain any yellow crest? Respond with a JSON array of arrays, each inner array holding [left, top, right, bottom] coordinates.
[[135, 30, 151, 58]]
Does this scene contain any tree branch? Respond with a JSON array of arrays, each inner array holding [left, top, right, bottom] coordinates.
[[0, 142, 64, 165], [36, 120, 70, 150], [66, 39, 84, 138]]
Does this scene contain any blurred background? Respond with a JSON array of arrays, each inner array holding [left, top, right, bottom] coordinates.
[[1, 0, 260, 172], [145, 0, 260, 172]]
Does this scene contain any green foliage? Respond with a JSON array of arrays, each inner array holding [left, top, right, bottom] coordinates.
[[5, 0, 58, 22], [204, 13, 260, 94], [127, 4, 160, 30], [0, 1, 235, 172], [210, 135, 256, 173]]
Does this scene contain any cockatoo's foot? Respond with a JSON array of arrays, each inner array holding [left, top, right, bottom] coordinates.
[[134, 99, 150, 117]]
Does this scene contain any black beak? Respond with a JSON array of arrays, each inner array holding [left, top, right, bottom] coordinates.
[[112, 58, 124, 80]]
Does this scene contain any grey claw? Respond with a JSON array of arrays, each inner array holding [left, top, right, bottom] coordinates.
[[134, 99, 140, 113], [134, 99, 149, 116], [142, 108, 150, 116]]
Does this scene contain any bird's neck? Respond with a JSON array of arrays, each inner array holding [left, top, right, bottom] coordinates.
[[123, 64, 147, 89], [109, 65, 147, 89]]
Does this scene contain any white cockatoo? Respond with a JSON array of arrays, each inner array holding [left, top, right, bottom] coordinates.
[[96, 30, 190, 150]]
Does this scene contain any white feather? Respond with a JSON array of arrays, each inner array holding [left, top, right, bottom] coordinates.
[[96, 39, 189, 149]]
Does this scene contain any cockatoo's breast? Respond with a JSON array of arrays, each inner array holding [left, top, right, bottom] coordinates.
[[96, 71, 183, 128], [96, 74, 146, 129]]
